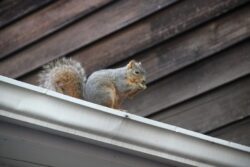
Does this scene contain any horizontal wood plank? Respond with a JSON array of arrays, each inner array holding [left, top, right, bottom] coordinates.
[[123, 39, 250, 116], [133, 4, 250, 83], [19, 0, 248, 85], [0, 0, 115, 59], [71, 0, 248, 75], [0, 0, 177, 78], [150, 76, 250, 133], [0, 0, 53, 28], [209, 118, 250, 146]]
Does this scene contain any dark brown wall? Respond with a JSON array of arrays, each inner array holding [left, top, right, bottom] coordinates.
[[0, 0, 250, 146]]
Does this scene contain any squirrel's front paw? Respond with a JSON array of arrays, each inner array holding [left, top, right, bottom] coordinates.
[[139, 83, 147, 90]]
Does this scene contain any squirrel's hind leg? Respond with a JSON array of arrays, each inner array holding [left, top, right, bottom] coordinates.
[[87, 84, 117, 109], [103, 86, 117, 109]]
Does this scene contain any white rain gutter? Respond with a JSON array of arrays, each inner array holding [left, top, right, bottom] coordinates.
[[0, 75, 249, 167]]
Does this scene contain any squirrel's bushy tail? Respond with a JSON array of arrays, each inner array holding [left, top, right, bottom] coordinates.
[[39, 58, 86, 99]]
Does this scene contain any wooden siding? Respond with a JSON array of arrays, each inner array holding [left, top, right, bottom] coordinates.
[[0, 0, 53, 28], [0, 0, 250, 147]]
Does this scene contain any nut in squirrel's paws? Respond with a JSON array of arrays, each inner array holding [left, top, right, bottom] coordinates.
[[139, 82, 147, 90]]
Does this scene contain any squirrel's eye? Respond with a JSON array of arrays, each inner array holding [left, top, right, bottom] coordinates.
[[134, 71, 140, 75]]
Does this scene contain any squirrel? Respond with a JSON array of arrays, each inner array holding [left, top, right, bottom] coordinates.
[[39, 58, 147, 109]]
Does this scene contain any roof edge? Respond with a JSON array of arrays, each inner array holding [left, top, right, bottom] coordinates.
[[0, 75, 249, 167]]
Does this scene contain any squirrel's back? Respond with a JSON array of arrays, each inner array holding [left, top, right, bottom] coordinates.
[[39, 58, 86, 99]]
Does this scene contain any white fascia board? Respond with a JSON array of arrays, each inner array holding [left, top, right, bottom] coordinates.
[[0, 75, 249, 167]]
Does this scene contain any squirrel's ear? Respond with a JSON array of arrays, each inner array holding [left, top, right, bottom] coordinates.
[[127, 60, 137, 69]]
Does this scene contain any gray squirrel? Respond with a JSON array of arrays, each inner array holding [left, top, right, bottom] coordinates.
[[39, 58, 147, 109]]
